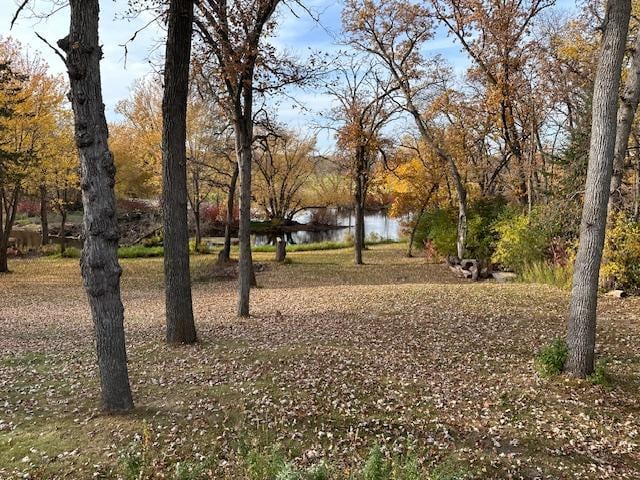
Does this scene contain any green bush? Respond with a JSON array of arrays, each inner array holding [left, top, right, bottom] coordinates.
[[492, 210, 549, 272], [414, 197, 506, 260], [588, 358, 612, 389], [601, 213, 640, 292], [534, 337, 568, 378], [361, 446, 391, 480]]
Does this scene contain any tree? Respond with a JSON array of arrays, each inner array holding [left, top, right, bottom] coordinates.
[[566, 0, 631, 377], [193, 0, 283, 316], [0, 54, 28, 272], [161, 0, 197, 344], [327, 58, 397, 264], [609, 31, 640, 212], [55, 0, 135, 411], [253, 128, 318, 222], [0, 38, 63, 271], [343, 0, 469, 259]]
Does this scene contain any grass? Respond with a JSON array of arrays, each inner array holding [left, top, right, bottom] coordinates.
[[520, 261, 573, 289], [253, 239, 399, 253], [1, 243, 639, 479]]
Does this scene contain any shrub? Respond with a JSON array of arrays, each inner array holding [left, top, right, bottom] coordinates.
[[588, 358, 612, 389], [600, 213, 640, 292], [17, 199, 40, 217], [492, 211, 548, 272], [534, 337, 568, 378], [361, 446, 391, 480], [414, 197, 506, 260]]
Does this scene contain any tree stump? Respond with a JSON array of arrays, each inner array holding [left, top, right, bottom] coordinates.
[[275, 237, 287, 262]]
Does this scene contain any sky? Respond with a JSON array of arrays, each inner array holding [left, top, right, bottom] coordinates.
[[4, 0, 578, 152]]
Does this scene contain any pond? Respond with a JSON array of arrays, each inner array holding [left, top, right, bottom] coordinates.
[[253, 208, 405, 245]]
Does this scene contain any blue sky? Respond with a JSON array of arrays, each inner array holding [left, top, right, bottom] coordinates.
[[5, 0, 578, 151]]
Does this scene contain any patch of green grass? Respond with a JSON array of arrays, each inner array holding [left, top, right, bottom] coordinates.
[[588, 358, 613, 389], [118, 245, 164, 258], [253, 239, 400, 253], [534, 337, 568, 378], [520, 261, 573, 289]]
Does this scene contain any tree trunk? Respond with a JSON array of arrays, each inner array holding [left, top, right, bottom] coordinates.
[[0, 239, 7, 272], [161, 0, 197, 345], [219, 162, 238, 263], [0, 185, 19, 273], [609, 32, 640, 213], [40, 184, 49, 246], [237, 126, 253, 317], [566, 0, 630, 378], [275, 237, 286, 262], [451, 166, 468, 261], [408, 205, 426, 258], [193, 206, 201, 252], [60, 210, 67, 255], [634, 150, 640, 221], [58, 0, 134, 412], [354, 168, 364, 265]]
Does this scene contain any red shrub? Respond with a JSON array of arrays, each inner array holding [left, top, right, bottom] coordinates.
[[17, 199, 40, 217]]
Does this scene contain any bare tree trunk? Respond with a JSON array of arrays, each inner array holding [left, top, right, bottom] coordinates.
[[39, 184, 49, 246], [161, 0, 197, 344], [0, 186, 19, 273], [237, 126, 253, 317], [408, 205, 426, 257], [609, 32, 640, 213], [219, 162, 238, 263], [634, 149, 640, 221], [566, 0, 630, 378], [451, 165, 468, 261], [60, 210, 67, 255], [58, 0, 134, 412], [193, 206, 201, 251], [354, 165, 364, 265]]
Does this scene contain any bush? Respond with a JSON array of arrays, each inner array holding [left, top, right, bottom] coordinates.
[[414, 197, 506, 260], [600, 213, 640, 292], [361, 446, 391, 480], [17, 199, 40, 217], [534, 337, 568, 378], [492, 211, 549, 272], [588, 358, 612, 389]]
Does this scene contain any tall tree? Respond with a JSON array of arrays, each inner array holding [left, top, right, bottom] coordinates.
[[343, 0, 469, 259], [327, 59, 396, 264], [57, 0, 134, 411], [566, 0, 631, 377], [609, 32, 640, 213], [194, 0, 282, 316], [162, 0, 197, 344]]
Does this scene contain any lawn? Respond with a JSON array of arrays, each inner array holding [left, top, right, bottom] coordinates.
[[0, 243, 639, 479]]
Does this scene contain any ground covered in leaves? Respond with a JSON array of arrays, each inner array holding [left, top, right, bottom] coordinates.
[[1, 244, 639, 479]]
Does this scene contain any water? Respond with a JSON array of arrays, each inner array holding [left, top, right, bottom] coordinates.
[[253, 208, 405, 245]]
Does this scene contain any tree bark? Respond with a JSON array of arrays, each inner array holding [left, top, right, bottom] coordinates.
[[354, 161, 364, 265], [193, 205, 201, 251], [634, 150, 640, 221], [58, 0, 134, 412], [566, 0, 631, 378], [60, 209, 67, 255], [236, 122, 253, 317], [219, 162, 238, 263], [161, 0, 197, 344], [609, 32, 640, 213], [0, 185, 19, 273], [39, 184, 49, 246]]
